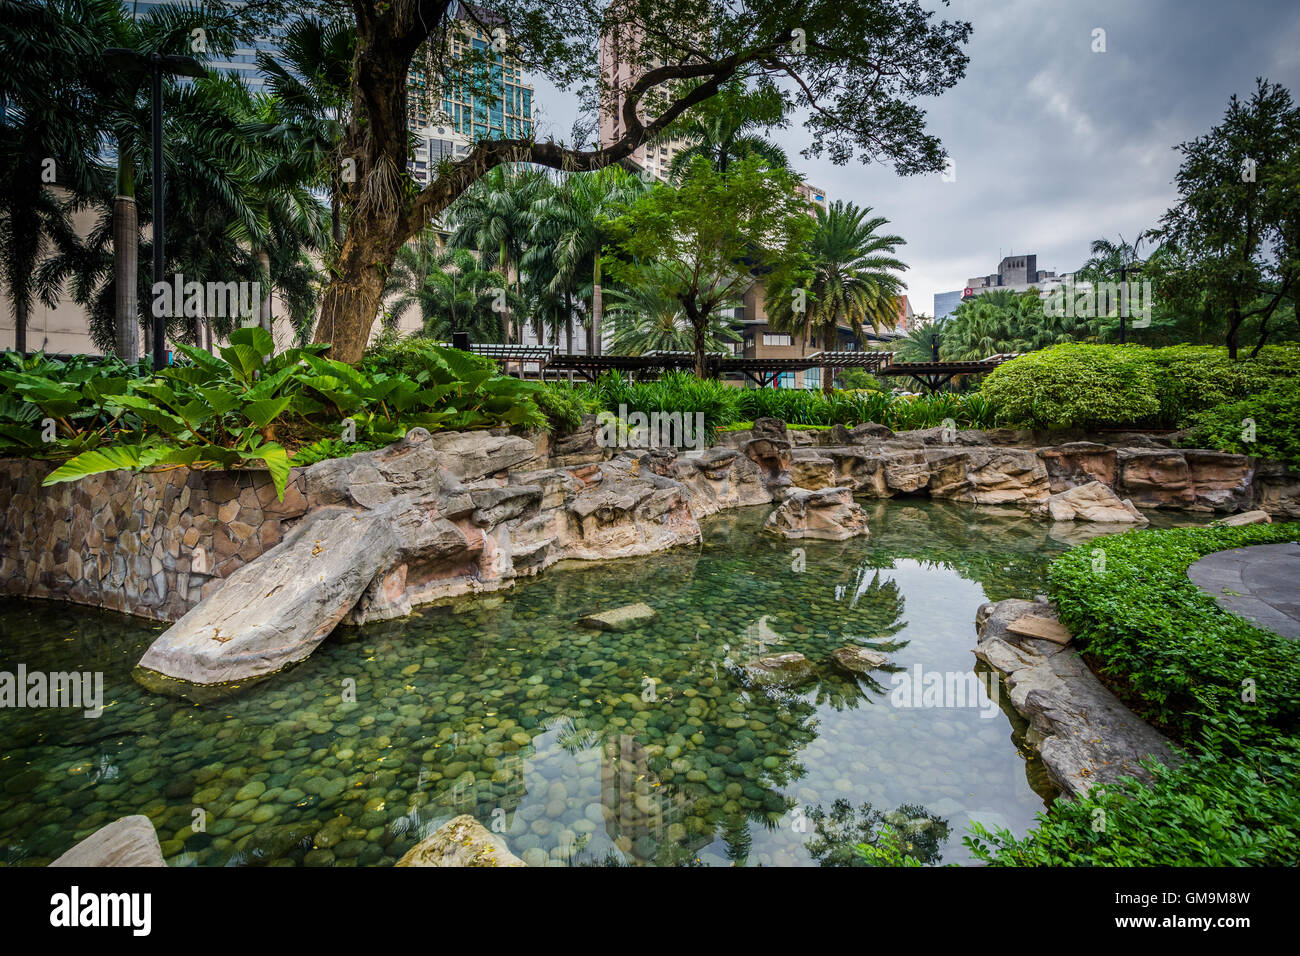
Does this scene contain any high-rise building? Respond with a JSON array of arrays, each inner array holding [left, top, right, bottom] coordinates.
[[407, 1, 534, 185], [131, 1, 282, 93], [597, 21, 692, 182]]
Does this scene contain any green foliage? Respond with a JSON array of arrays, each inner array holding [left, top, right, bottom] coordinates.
[[981, 343, 1300, 435], [531, 382, 599, 435], [1188, 376, 1300, 471], [839, 368, 886, 391], [604, 155, 816, 374], [980, 344, 1168, 429], [0, 336, 547, 497], [538, 374, 1001, 435], [969, 522, 1300, 866], [764, 200, 908, 374]]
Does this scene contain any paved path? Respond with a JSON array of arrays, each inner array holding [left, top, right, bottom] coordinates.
[[1187, 542, 1300, 639]]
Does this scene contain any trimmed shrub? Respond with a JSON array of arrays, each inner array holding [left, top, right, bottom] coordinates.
[[979, 344, 1162, 429], [980, 343, 1300, 431]]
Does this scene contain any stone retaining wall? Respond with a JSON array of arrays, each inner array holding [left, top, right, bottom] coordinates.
[[3, 421, 1298, 628], [0, 458, 309, 621]]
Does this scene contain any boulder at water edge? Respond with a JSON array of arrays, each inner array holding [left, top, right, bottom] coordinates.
[[1032, 480, 1149, 523], [763, 486, 870, 540], [396, 815, 525, 867]]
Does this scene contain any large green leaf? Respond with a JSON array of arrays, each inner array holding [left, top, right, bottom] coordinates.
[[238, 441, 292, 499], [243, 396, 293, 429], [42, 444, 158, 485]]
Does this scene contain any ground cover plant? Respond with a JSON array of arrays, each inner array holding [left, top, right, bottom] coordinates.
[[967, 522, 1300, 866]]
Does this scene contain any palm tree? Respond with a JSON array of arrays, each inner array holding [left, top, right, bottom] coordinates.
[[387, 245, 514, 343], [666, 79, 790, 179], [524, 167, 645, 355], [446, 167, 548, 343], [253, 16, 354, 247], [767, 201, 907, 392], [0, 0, 116, 353], [605, 264, 742, 355]]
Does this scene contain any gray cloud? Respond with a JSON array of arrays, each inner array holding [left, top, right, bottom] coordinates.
[[531, 0, 1300, 315]]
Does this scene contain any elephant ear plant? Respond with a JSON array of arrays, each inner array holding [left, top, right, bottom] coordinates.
[[0, 333, 550, 499]]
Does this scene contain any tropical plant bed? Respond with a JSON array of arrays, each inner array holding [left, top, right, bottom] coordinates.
[[0, 334, 547, 498], [968, 522, 1300, 865]]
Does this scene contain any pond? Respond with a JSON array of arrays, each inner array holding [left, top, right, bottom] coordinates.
[[0, 500, 1194, 867]]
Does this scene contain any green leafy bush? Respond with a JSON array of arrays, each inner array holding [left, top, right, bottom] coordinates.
[[969, 522, 1300, 866], [1187, 377, 1300, 470], [0, 335, 549, 497], [980, 343, 1300, 431], [538, 374, 1003, 436], [979, 344, 1163, 429]]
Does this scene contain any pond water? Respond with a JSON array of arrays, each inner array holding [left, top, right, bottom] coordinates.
[[0, 500, 1194, 867]]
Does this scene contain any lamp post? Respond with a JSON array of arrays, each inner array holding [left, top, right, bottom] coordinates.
[[1113, 260, 1141, 345], [101, 49, 205, 369]]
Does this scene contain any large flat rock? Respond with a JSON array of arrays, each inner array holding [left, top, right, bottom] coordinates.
[[975, 598, 1176, 797], [136, 505, 397, 690]]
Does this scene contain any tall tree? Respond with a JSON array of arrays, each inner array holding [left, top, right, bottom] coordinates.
[[665, 78, 790, 180], [1150, 78, 1300, 358], [605, 262, 742, 355], [307, 0, 972, 363], [766, 200, 907, 392], [524, 166, 644, 355], [446, 166, 549, 343], [607, 155, 815, 377]]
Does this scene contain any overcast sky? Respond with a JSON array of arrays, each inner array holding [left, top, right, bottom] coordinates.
[[527, 0, 1300, 316]]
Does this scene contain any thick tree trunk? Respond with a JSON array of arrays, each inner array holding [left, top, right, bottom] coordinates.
[[313, 219, 398, 362], [13, 301, 27, 354], [112, 192, 140, 363]]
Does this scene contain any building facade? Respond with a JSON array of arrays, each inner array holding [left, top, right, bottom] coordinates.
[[407, 2, 534, 185], [596, 20, 692, 182]]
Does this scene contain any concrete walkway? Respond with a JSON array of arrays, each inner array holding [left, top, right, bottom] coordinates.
[[1187, 542, 1300, 639]]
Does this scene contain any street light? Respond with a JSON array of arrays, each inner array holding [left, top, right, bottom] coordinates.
[[1111, 260, 1142, 345], [101, 48, 206, 370]]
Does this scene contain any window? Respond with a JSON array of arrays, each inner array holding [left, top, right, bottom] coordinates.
[[777, 372, 796, 389], [804, 368, 821, 389], [762, 333, 793, 347]]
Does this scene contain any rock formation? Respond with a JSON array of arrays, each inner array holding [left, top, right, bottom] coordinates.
[[1032, 480, 1149, 524], [50, 815, 166, 867], [975, 598, 1176, 797], [395, 814, 525, 866]]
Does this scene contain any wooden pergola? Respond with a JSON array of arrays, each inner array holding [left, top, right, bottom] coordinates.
[[463, 343, 1017, 392], [875, 357, 1014, 394]]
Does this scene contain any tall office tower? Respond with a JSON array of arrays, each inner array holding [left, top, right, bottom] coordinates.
[[597, 19, 692, 182], [407, 1, 535, 185]]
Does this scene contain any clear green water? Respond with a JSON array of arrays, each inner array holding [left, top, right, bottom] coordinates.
[[0, 499, 1180, 867]]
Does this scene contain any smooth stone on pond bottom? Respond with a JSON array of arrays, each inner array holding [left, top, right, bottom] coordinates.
[[235, 781, 266, 801]]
